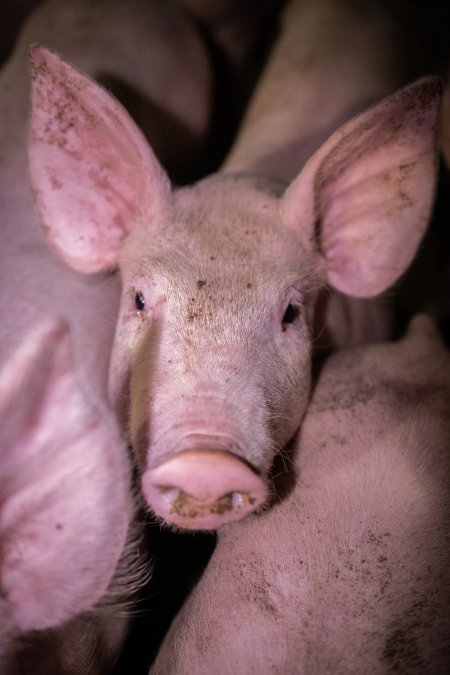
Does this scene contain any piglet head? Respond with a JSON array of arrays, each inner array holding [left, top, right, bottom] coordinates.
[[28, 45, 441, 529], [115, 174, 317, 529]]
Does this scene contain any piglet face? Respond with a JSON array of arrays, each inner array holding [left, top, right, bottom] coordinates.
[[28, 47, 441, 530], [110, 176, 317, 528]]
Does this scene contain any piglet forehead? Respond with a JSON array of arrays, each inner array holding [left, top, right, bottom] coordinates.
[[122, 173, 310, 273], [176, 172, 284, 212]]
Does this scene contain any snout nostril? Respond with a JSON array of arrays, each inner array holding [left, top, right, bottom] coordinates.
[[156, 485, 182, 504], [142, 449, 268, 530], [153, 486, 254, 515]]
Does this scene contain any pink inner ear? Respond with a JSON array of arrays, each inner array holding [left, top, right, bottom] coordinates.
[[319, 144, 436, 297], [29, 45, 170, 274], [281, 77, 442, 298]]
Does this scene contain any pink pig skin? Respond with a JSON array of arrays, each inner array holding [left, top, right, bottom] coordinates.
[[150, 315, 450, 675], [0, 319, 132, 672], [29, 15, 441, 530], [224, 0, 416, 180], [0, 0, 211, 670], [0, 0, 211, 388], [224, 0, 425, 349]]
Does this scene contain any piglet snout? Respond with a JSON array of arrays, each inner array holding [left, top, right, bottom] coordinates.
[[142, 448, 267, 530]]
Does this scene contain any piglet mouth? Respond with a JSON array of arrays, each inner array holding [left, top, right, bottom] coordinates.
[[141, 443, 268, 531]]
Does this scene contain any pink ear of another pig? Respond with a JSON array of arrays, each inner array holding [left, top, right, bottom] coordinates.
[[28, 44, 170, 274], [0, 319, 129, 632], [280, 77, 442, 298]]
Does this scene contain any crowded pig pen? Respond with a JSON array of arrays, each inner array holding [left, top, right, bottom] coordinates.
[[1, 0, 450, 673]]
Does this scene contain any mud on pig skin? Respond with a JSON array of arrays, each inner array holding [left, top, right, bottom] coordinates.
[[28, 35, 441, 531], [150, 315, 450, 675]]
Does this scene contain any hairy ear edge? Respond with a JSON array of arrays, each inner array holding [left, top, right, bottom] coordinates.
[[28, 44, 170, 274], [281, 76, 442, 297]]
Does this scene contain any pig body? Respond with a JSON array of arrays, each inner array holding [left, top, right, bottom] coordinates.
[[150, 315, 450, 675], [29, 1, 441, 530], [0, 0, 212, 670], [0, 320, 134, 673]]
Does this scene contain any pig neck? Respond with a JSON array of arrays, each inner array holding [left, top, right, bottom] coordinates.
[[223, 0, 413, 183]]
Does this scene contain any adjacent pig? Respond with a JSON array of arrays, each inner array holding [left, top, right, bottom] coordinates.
[[1, 0, 212, 404], [28, 37, 441, 531], [0, 319, 131, 672], [150, 315, 450, 675], [437, 85, 450, 342], [1, 0, 212, 669], [224, 0, 427, 348]]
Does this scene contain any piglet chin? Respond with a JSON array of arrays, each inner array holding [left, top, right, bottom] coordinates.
[[142, 448, 268, 530]]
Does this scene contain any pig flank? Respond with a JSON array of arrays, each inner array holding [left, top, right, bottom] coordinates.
[[149, 316, 450, 674], [29, 37, 440, 528]]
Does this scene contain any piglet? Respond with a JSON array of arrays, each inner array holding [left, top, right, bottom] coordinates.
[[29, 39, 442, 531], [150, 315, 450, 674], [0, 319, 130, 672]]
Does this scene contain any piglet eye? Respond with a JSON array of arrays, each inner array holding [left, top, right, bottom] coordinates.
[[282, 303, 300, 329], [135, 291, 145, 311]]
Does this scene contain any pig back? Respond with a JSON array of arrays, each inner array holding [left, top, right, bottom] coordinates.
[[150, 316, 450, 674]]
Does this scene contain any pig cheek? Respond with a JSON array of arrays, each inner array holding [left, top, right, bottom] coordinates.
[[269, 336, 312, 445], [108, 309, 148, 430], [128, 365, 152, 471], [127, 327, 163, 470]]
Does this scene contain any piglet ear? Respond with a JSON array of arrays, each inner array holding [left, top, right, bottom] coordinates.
[[280, 77, 442, 297], [28, 45, 170, 274], [0, 319, 129, 632]]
